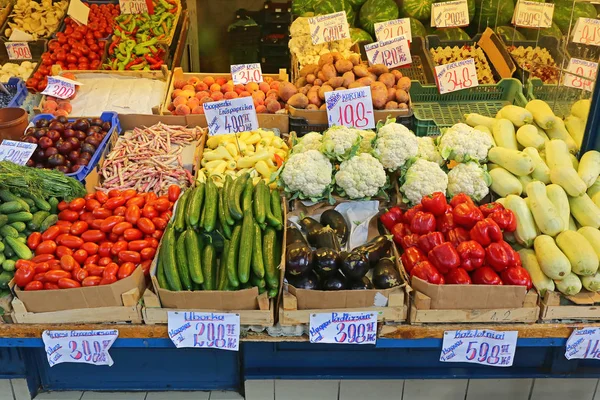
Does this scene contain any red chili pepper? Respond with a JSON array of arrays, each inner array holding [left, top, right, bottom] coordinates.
[[410, 211, 436, 235], [452, 202, 484, 229], [400, 247, 427, 274], [421, 192, 448, 216], [428, 242, 461, 274], [417, 231, 445, 254], [403, 204, 423, 224], [145, 54, 161, 64], [449, 193, 475, 208], [391, 223, 410, 246], [470, 218, 503, 247], [411, 261, 443, 284], [456, 240, 485, 271], [150, 61, 163, 70], [501, 266, 532, 289], [436, 211, 455, 233], [486, 240, 520, 272], [471, 266, 503, 285], [490, 209, 517, 232], [480, 202, 504, 217], [446, 227, 470, 247], [381, 209, 402, 231], [445, 268, 472, 284], [399, 233, 419, 250], [125, 57, 145, 69]]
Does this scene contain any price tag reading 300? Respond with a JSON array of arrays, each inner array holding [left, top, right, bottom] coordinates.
[[325, 87, 375, 130], [168, 312, 240, 351], [5, 42, 31, 60], [364, 35, 412, 69], [435, 58, 478, 94], [441, 329, 518, 367], [309, 311, 377, 345], [203, 96, 259, 135], [41, 76, 81, 100], [42, 329, 118, 367]]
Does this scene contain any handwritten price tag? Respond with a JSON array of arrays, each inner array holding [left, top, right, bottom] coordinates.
[[203, 96, 259, 135], [573, 18, 600, 47], [374, 18, 412, 42], [435, 58, 478, 94], [0, 140, 37, 165], [5, 42, 31, 60], [309, 311, 377, 345], [440, 329, 518, 367], [42, 330, 118, 367], [41, 76, 82, 100], [564, 57, 597, 92], [565, 327, 600, 360], [307, 11, 350, 45], [168, 312, 240, 351], [431, 0, 469, 28], [231, 63, 263, 85], [325, 87, 375, 130], [119, 0, 148, 14], [512, 0, 554, 28], [364, 35, 412, 69]]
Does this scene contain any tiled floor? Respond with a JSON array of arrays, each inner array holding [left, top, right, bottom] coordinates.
[[0, 378, 595, 400]]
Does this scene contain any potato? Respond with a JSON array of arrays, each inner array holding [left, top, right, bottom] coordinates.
[[320, 103, 327, 110], [357, 77, 374, 86], [349, 54, 361, 66], [387, 87, 396, 102], [370, 82, 388, 109], [348, 81, 364, 89], [399, 103, 408, 110], [318, 53, 334, 67], [317, 71, 326, 82], [368, 64, 389, 76], [368, 73, 378, 82], [300, 64, 318, 77], [314, 79, 323, 86], [397, 76, 411, 92], [342, 71, 355, 87], [306, 74, 316, 84], [278, 81, 298, 102], [321, 64, 337, 81], [266, 99, 281, 113], [307, 89, 322, 106], [335, 87, 346, 91], [287, 93, 309, 109], [335, 59, 354, 74], [385, 101, 399, 110], [391, 69, 403, 82], [395, 89, 409, 104], [318, 84, 334, 100], [300, 85, 312, 95], [295, 77, 307, 88], [307, 104, 319, 110], [353, 64, 369, 78], [378, 73, 395, 88], [328, 77, 345, 89], [331, 52, 344, 63]]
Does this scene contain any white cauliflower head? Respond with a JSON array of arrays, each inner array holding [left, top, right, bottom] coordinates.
[[417, 136, 444, 166], [438, 123, 494, 162], [335, 153, 387, 199], [447, 161, 492, 202], [280, 150, 333, 200], [400, 159, 448, 205], [321, 125, 361, 161], [358, 130, 376, 153], [292, 131, 323, 154], [373, 122, 418, 171]]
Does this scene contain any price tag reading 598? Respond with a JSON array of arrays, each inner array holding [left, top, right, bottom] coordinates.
[[440, 329, 518, 367]]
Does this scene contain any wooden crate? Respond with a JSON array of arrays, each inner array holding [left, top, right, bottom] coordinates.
[[540, 290, 600, 322], [409, 290, 540, 325], [141, 289, 275, 328], [279, 286, 408, 326], [10, 288, 143, 324]]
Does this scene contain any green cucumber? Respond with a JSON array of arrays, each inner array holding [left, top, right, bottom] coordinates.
[[185, 227, 203, 284], [254, 181, 266, 225], [229, 174, 249, 220], [7, 212, 33, 223], [0, 225, 18, 238], [176, 231, 192, 290], [267, 288, 278, 298], [5, 236, 32, 260], [48, 197, 59, 214], [238, 208, 254, 284], [217, 187, 232, 239], [2, 260, 15, 272], [223, 175, 235, 225], [174, 190, 191, 233], [242, 179, 253, 211], [227, 224, 242, 288], [156, 251, 169, 290], [0, 253, 5, 265], [9, 222, 26, 232], [0, 215, 8, 229], [270, 189, 283, 230], [0, 271, 13, 289], [187, 183, 205, 228], [252, 222, 265, 279], [3, 245, 14, 258], [40, 214, 58, 232], [263, 227, 279, 290], [0, 190, 18, 203], [162, 226, 182, 291], [250, 274, 266, 289], [20, 197, 34, 209], [29, 195, 51, 212], [264, 185, 280, 229], [201, 244, 217, 290], [0, 201, 22, 214], [202, 179, 218, 232], [28, 211, 50, 231], [217, 239, 231, 291]]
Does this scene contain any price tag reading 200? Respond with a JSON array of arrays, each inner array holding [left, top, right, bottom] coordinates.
[[309, 311, 377, 345], [440, 329, 518, 367], [325, 87, 375, 130], [42, 329, 119, 367], [203, 96, 259, 135], [435, 58, 478, 94]]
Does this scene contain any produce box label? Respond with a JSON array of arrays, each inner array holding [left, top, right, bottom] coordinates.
[[203, 96, 259, 135], [309, 311, 377, 345], [364, 35, 412, 69], [167, 311, 240, 351], [430, 0, 469, 28], [41, 76, 82, 100], [307, 12, 350, 45], [440, 329, 518, 367], [67, 0, 90, 25], [119, 0, 149, 15], [564, 57, 597, 92], [435, 58, 479, 95], [5, 42, 31, 60], [42, 329, 118, 367], [325, 87, 375, 130], [231, 63, 263, 85], [0, 140, 36, 165], [374, 18, 412, 42], [512, 0, 554, 28], [566, 327, 600, 360], [573, 18, 600, 47]]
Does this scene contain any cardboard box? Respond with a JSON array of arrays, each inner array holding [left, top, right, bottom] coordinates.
[[288, 105, 413, 127], [477, 28, 517, 79], [13, 267, 146, 313]]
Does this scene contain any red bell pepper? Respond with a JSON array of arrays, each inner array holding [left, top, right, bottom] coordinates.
[[381, 208, 403, 231], [456, 240, 485, 271], [485, 240, 520, 272], [436, 211, 455, 233], [471, 266, 503, 285], [391, 223, 410, 246], [411, 261, 443, 284], [428, 242, 460, 274], [421, 192, 448, 216], [410, 211, 436, 235], [449, 193, 475, 208], [403, 204, 423, 224], [479, 202, 504, 217], [399, 233, 420, 250], [453, 202, 484, 229], [445, 267, 472, 284], [470, 218, 503, 247], [446, 227, 470, 247], [417, 231, 445, 253], [490, 209, 517, 232], [501, 266, 532, 289], [401, 247, 427, 274]]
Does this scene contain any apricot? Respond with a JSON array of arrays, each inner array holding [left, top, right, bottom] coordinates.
[[223, 91, 238, 99], [191, 105, 204, 114], [195, 82, 208, 92], [265, 99, 281, 113], [58, 102, 72, 113], [181, 90, 196, 99], [54, 109, 69, 117], [234, 84, 245, 94], [252, 91, 265, 101], [167, 103, 175, 111], [266, 89, 279, 99], [203, 76, 215, 86], [173, 96, 187, 107], [253, 99, 264, 107], [210, 91, 224, 101], [209, 83, 221, 92], [182, 84, 195, 92], [255, 105, 267, 113], [259, 82, 270, 93], [239, 91, 251, 97], [270, 81, 280, 91], [215, 77, 227, 86], [187, 77, 200, 86], [245, 82, 259, 92], [43, 100, 58, 112], [187, 98, 200, 109], [195, 91, 210, 100], [173, 79, 187, 89], [200, 96, 212, 105], [221, 83, 234, 93], [175, 104, 191, 115], [172, 89, 183, 99]]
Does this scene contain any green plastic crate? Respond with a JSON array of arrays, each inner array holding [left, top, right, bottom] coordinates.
[[526, 78, 591, 118], [410, 78, 527, 136]]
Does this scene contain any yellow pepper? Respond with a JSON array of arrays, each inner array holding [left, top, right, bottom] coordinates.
[[203, 146, 232, 161]]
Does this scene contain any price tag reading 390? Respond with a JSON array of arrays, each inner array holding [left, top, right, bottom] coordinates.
[[42, 329, 118, 367], [435, 58, 478, 94], [41, 76, 81, 100], [309, 311, 377, 344], [5, 42, 31, 60], [564, 58, 597, 92], [203, 96, 259, 135], [374, 18, 412, 42], [0, 140, 37, 165], [325, 87, 375, 130], [168, 312, 240, 351], [364, 35, 412, 69], [431, 0, 469, 28], [231, 63, 263, 85], [440, 329, 518, 367]]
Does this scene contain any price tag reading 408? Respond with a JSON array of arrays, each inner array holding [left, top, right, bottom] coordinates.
[[309, 311, 377, 345], [5, 42, 31, 60], [203, 96, 259, 135], [435, 58, 478, 94], [324, 87, 375, 130], [440, 329, 518, 367]]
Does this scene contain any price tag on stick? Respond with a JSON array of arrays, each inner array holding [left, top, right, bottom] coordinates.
[[0, 140, 37, 165], [203, 96, 259, 135], [431, 0, 469, 28], [566, 327, 600, 360], [307, 11, 350, 45], [5, 42, 31, 60], [119, 0, 148, 14], [42, 330, 118, 367], [41, 76, 82, 100], [231, 63, 263, 85], [563, 57, 598, 92], [512, 0, 554, 28], [325, 87, 375, 130], [168, 312, 240, 351], [364, 35, 412, 68], [374, 18, 412, 42], [309, 311, 378, 344], [435, 58, 479, 94], [440, 329, 518, 367], [573, 18, 600, 46]]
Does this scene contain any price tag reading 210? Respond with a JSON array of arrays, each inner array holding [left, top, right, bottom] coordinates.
[[435, 58, 478, 94], [324, 87, 375, 130]]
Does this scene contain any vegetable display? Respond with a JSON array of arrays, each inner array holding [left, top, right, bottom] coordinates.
[[506, 46, 559, 84], [4, 0, 67, 39], [0, 61, 36, 83], [430, 45, 495, 84]]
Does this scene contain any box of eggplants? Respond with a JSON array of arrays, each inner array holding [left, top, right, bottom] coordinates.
[[284, 202, 407, 311]]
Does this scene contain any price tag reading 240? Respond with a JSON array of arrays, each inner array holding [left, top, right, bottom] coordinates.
[[167, 312, 240, 351], [309, 311, 377, 345], [42, 329, 118, 367], [325, 87, 375, 130], [364, 35, 412, 69], [435, 58, 478, 94], [440, 329, 518, 367], [203, 96, 259, 135], [5, 42, 31, 60], [231, 63, 263, 85]]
